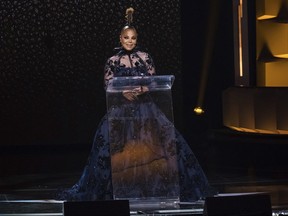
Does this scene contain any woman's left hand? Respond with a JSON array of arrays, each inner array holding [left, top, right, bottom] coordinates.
[[122, 86, 149, 101]]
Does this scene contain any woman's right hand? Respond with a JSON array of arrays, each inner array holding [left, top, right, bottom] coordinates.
[[122, 86, 148, 101], [122, 89, 138, 101]]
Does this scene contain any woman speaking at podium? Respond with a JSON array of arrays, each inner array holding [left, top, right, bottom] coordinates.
[[56, 7, 216, 203]]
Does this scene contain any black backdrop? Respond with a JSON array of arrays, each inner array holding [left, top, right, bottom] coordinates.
[[181, 0, 234, 142], [0, 0, 184, 147], [0, 0, 234, 151]]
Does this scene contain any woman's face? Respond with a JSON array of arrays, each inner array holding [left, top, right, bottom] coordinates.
[[120, 28, 137, 51]]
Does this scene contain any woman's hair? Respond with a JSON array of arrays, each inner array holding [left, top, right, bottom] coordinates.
[[120, 25, 137, 35], [120, 8, 137, 35]]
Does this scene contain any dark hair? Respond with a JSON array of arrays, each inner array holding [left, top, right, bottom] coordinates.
[[120, 25, 137, 35]]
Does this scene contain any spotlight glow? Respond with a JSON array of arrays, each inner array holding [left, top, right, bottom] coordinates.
[[194, 107, 204, 115]]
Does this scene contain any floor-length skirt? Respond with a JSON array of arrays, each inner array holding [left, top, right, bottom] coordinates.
[[56, 98, 216, 202]]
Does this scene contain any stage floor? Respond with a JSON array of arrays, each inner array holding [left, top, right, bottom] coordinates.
[[1, 170, 288, 216], [1, 129, 288, 215]]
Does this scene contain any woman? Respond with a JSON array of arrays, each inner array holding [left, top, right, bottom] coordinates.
[[56, 8, 216, 202]]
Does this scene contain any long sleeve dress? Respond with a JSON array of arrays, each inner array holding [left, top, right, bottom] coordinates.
[[56, 48, 216, 202]]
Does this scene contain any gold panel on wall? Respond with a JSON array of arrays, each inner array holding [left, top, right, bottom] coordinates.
[[256, 0, 288, 87], [223, 87, 288, 134], [257, 0, 282, 18], [257, 61, 288, 86]]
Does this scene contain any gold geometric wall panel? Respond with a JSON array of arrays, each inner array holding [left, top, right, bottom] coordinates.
[[223, 87, 288, 134], [257, 0, 288, 86]]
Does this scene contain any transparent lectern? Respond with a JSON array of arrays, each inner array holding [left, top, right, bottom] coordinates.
[[106, 75, 180, 208]]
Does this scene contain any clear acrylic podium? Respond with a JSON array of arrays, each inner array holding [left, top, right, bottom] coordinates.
[[106, 75, 180, 209]]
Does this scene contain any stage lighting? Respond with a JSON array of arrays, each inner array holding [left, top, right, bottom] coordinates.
[[194, 107, 204, 115]]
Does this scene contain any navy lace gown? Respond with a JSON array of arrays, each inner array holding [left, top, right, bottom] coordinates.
[[56, 48, 216, 202]]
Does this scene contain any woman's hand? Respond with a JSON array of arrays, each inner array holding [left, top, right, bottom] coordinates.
[[122, 86, 149, 101]]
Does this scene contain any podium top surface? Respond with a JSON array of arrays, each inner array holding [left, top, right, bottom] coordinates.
[[106, 75, 175, 92]]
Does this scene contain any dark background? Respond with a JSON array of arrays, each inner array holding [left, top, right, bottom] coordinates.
[[0, 0, 234, 174], [181, 0, 234, 139]]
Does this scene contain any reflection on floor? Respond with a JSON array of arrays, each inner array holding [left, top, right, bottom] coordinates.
[[1, 172, 288, 215], [1, 129, 288, 215]]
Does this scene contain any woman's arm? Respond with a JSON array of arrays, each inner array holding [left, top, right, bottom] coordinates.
[[104, 58, 115, 89], [145, 53, 156, 76]]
